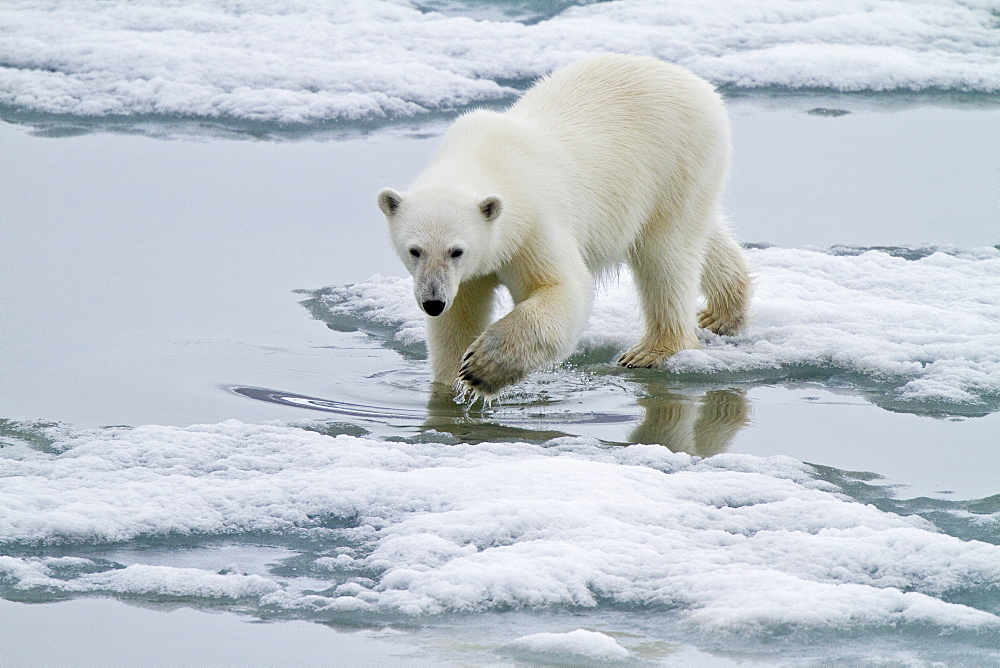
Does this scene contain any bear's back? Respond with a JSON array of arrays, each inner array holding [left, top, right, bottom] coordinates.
[[505, 54, 731, 271], [509, 54, 724, 142]]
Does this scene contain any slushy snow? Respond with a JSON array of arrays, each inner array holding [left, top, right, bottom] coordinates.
[[1, 0, 996, 124], [305, 246, 1000, 410]]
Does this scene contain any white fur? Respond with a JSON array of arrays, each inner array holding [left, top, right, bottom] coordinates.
[[378, 54, 752, 398]]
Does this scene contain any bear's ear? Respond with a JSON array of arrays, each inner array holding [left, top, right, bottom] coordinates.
[[377, 188, 403, 217], [478, 196, 502, 222]]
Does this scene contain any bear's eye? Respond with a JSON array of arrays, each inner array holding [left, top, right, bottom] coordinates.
[[450, 249, 464, 259], [409, 247, 421, 259]]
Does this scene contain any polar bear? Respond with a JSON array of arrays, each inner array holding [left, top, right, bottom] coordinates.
[[377, 54, 751, 399]]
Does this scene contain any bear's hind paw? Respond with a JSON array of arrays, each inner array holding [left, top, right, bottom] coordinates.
[[617, 347, 667, 370], [697, 308, 745, 336], [618, 333, 700, 369]]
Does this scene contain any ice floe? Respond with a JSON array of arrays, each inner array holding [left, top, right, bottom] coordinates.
[[1, 420, 998, 636], [1, 1, 996, 125], [302, 246, 1000, 413]]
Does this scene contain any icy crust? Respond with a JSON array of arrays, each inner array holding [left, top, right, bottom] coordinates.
[[1, 0, 997, 125], [303, 247, 1000, 414], [1, 420, 999, 636], [0, 558, 279, 600]]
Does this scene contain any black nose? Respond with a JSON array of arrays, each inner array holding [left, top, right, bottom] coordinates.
[[422, 300, 446, 316]]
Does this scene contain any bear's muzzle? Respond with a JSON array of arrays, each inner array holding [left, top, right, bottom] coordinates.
[[422, 300, 446, 316]]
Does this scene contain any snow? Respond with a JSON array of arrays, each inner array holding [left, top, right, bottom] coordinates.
[[1, 420, 998, 634], [306, 246, 1000, 410], [1, 0, 996, 124]]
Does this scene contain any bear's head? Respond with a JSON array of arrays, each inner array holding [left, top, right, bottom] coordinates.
[[377, 185, 502, 317]]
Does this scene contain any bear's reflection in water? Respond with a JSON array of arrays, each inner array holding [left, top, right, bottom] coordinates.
[[422, 384, 749, 457], [629, 388, 749, 457]]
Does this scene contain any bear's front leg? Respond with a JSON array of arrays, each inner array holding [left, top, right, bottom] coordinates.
[[458, 279, 590, 399], [426, 274, 498, 386]]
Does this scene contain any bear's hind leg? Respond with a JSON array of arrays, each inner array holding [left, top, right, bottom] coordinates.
[[619, 214, 704, 369], [697, 223, 752, 336]]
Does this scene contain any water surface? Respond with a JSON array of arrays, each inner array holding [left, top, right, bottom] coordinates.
[[1, 1, 998, 661]]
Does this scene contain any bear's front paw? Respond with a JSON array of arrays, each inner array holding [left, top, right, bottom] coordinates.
[[456, 334, 529, 401]]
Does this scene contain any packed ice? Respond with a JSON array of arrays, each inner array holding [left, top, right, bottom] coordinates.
[[1, 0, 996, 124]]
